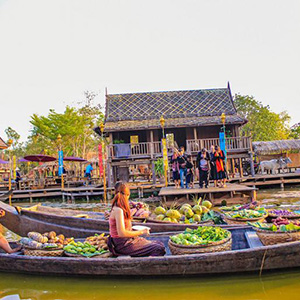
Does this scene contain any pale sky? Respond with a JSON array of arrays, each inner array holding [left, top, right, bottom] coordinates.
[[1, 0, 300, 142]]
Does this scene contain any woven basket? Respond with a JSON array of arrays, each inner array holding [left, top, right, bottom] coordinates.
[[223, 214, 267, 226], [64, 251, 112, 258], [148, 217, 214, 226], [168, 234, 232, 255], [23, 248, 64, 257], [254, 228, 300, 245], [267, 212, 300, 220]]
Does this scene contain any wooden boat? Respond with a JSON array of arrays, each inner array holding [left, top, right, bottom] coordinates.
[[0, 201, 245, 237], [0, 189, 12, 201], [1, 227, 300, 276]]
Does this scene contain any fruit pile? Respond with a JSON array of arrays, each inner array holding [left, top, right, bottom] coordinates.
[[268, 209, 300, 217], [224, 208, 266, 219], [63, 240, 109, 258], [130, 201, 150, 219], [153, 200, 214, 224], [19, 231, 74, 250], [250, 217, 300, 232], [170, 226, 230, 246], [85, 233, 109, 251]]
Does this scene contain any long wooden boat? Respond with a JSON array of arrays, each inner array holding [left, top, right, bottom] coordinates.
[[1, 227, 300, 277], [0, 201, 247, 237]]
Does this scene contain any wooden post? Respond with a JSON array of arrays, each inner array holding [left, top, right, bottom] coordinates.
[[150, 130, 156, 185], [193, 128, 197, 140], [239, 158, 243, 178]]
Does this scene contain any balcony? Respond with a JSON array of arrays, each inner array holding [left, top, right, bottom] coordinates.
[[107, 136, 252, 160], [186, 136, 252, 154]]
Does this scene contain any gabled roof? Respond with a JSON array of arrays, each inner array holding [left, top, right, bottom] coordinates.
[[0, 137, 8, 149], [103, 83, 246, 132], [253, 139, 300, 155]]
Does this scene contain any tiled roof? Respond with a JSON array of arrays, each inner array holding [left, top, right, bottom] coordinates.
[[103, 84, 246, 132], [0, 137, 7, 149]]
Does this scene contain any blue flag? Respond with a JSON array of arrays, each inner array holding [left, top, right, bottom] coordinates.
[[58, 150, 64, 176], [219, 132, 226, 156]]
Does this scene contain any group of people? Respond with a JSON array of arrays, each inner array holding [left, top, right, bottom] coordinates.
[[171, 145, 227, 189]]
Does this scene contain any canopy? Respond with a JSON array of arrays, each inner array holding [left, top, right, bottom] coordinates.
[[64, 156, 87, 162], [0, 159, 9, 164], [24, 154, 57, 163], [18, 158, 30, 162]]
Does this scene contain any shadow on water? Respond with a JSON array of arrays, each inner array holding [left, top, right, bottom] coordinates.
[[1, 269, 300, 300]]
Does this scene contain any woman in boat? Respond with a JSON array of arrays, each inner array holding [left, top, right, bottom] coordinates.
[[107, 183, 166, 257], [0, 209, 21, 254]]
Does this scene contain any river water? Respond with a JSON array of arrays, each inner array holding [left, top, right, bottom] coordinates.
[[1, 186, 300, 300]]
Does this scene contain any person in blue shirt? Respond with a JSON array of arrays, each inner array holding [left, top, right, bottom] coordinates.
[[84, 163, 93, 184]]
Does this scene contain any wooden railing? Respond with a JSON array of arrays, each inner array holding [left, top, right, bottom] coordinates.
[[186, 136, 252, 154], [107, 141, 163, 159]]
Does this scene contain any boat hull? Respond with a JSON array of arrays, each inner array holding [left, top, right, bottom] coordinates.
[[0, 201, 247, 237], [1, 240, 300, 277]]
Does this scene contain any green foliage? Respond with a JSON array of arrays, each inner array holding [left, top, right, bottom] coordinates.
[[291, 123, 300, 139], [154, 158, 164, 177], [26, 91, 104, 157], [234, 94, 292, 141]]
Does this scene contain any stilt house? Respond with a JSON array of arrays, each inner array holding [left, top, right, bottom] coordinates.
[[96, 83, 253, 186]]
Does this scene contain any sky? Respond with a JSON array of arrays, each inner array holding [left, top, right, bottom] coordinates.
[[0, 0, 299, 142]]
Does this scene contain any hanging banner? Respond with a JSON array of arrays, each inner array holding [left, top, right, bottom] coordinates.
[[13, 155, 16, 179], [98, 143, 103, 177], [58, 150, 64, 176], [162, 138, 168, 186], [219, 132, 227, 158]]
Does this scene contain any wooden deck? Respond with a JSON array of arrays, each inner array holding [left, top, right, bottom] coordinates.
[[229, 172, 300, 189], [159, 183, 256, 205]]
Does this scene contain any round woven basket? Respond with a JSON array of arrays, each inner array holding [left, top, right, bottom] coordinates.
[[23, 248, 64, 257], [64, 251, 112, 258], [148, 217, 214, 226], [254, 228, 300, 245], [267, 212, 300, 220], [168, 234, 232, 255], [223, 214, 267, 225]]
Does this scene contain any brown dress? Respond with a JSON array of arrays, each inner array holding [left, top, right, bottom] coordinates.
[[108, 217, 166, 257]]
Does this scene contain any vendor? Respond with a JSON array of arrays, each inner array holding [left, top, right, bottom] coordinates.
[[107, 183, 166, 257], [0, 209, 21, 254]]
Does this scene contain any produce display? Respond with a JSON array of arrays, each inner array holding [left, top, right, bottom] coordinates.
[[250, 217, 300, 232], [220, 202, 259, 212], [63, 235, 109, 258], [153, 200, 216, 224], [19, 231, 74, 250], [170, 226, 230, 246], [267, 209, 300, 218], [130, 201, 150, 219], [224, 208, 266, 219]]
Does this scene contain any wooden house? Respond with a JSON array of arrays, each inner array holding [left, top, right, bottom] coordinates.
[[95, 83, 253, 186], [0, 137, 7, 150]]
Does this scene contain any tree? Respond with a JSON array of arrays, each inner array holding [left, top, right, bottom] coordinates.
[[27, 91, 104, 158], [234, 94, 292, 141], [5, 127, 20, 150], [291, 123, 300, 139]]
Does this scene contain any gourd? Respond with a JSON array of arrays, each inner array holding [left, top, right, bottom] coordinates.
[[28, 232, 48, 243]]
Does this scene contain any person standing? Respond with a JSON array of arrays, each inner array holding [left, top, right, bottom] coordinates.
[[213, 145, 227, 187], [177, 147, 187, 189], [84, 163, 93, 185], [196, 148, 210, 188], [209, 145, 217, 187], [186, 155, 194, 188], [170, 151, 180, 188]]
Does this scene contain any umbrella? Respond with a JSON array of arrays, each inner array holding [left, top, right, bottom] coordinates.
[[18, 158, 30, 162], [24, 154, 56, 163], [0, 159, 9, 164], [64, 156, 87, 162]]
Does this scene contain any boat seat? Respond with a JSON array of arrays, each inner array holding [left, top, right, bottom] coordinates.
[[245, 231, 263, 248]]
